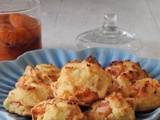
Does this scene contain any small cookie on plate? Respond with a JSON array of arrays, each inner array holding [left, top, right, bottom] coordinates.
[[105, 60, 148, 93], [3, 64, 60, 116], [16, 64, 60, 87], [129, 78, 160, 112], [84, 92, 136, 120], [3, 85, 52, 116], [105, 60, 148, 78], [51, 56, 112, 106], [31, 98, 84, 120]]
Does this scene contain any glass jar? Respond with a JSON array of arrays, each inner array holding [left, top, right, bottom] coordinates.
[[76, 14, 142, 56], [0, 0, 42, 61]]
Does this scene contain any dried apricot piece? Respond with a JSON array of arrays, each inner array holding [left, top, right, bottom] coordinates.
[[0, 27, 32, 49], [0, 23, 13, 45], [30, 24, 41, 39], [9, 13, 39, 29], [0, 14, 9, 23], [7, 27, 32, 47], [0, 23, 13, 29], [0, 26, 39, 61], [0, 27, 10, 43], [0, 41, 14, 61]]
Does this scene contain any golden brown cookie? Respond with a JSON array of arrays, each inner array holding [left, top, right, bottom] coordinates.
[[84, 92, 136, 120], [31, 98, 84, 120], [129, 78, 160, 112], [3, 64, 60, 116], [105, 60, 148, 93], [51, 56, 112, 106]]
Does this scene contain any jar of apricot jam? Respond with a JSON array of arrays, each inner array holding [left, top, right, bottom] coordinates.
[[0, 0, 42, 61]]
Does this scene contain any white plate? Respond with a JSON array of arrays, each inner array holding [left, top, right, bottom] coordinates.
[[0, 47, 160, 120]]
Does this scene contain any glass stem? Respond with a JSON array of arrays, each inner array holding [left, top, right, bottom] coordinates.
[[102, 14, 118, 33]]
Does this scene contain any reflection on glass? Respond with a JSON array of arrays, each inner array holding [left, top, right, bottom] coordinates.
[[76, 14, 142, 55]]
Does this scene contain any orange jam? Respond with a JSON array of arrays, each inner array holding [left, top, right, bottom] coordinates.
[[0, 13, 42, 61]]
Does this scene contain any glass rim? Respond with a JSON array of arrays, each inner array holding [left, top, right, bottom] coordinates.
[[0, 0, 40, 14]]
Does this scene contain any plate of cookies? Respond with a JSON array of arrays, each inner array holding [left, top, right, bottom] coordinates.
[[0, 47, 160, 120]]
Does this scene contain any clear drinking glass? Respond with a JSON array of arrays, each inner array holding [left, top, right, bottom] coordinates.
[[0, 0, 42, 61], [76, 14, 142, 55]]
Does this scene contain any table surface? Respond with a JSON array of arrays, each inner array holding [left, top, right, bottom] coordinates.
[[40, 0, 160, 59]]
